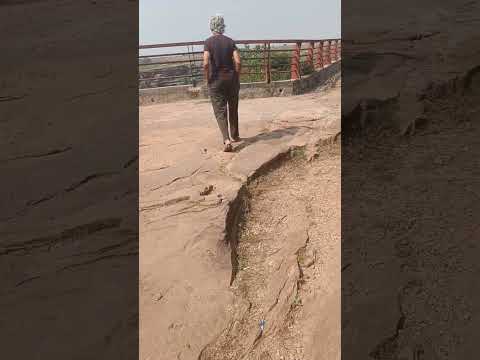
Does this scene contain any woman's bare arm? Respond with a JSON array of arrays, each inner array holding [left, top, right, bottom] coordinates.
[[233, 49, 241, 74], [203, 51, 210, 82]]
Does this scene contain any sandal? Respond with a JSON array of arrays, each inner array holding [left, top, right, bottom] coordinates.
[[223, 140, 233, 152]]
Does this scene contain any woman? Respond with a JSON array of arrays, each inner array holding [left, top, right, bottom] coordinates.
[[203, 15, 242, 152]]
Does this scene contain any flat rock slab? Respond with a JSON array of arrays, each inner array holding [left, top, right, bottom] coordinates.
[[139, 85, 340, 360]]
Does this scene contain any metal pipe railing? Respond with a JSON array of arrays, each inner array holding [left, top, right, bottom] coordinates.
[[139, 39, 341, 88]]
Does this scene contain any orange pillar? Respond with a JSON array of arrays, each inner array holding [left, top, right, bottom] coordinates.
[[308, 41, 315, 69], [290, 42, 301, 80], [331, 40, 337, 62], [324, 40, 331, 66], [316, 41, 324, 68]]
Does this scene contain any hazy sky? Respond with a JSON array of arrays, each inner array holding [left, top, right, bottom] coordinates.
[[139, 0, 341, 45]]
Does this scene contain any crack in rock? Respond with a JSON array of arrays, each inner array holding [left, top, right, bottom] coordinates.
[[3, 146, 72, 163], [1, 218, 122, 255], [65, 171, 118, 192]]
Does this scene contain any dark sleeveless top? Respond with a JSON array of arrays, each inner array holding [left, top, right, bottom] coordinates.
[[204, 34, 237, 83]]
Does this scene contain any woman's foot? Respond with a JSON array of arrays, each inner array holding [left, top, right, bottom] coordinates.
[[231, 136, 241, 143], [223, 140, 233, 152]]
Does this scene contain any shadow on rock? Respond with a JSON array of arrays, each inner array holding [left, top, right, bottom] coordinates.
[[233, 126, 302, 153]]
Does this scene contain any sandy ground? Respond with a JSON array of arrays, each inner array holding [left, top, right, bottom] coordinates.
[[200, 143, 340, 360]]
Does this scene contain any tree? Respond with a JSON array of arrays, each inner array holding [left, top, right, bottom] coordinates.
[[238, 45, 303, 83]]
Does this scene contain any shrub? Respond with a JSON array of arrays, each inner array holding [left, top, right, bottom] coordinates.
[[301, 61, 315, 76], [239, 45, 264, 83], [271, 51, 291, 81], [238, 45, 314, 83]]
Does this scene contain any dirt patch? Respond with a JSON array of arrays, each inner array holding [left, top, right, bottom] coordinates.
[[200, 141, 340, 360]]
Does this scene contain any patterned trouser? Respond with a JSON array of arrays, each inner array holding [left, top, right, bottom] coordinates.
[[208, 74, 240, 142]]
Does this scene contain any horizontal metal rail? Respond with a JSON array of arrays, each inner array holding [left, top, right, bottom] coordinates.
[[140, 72, 203, 81], [140, 39, 340, 49], [139, 51, 204, 58]]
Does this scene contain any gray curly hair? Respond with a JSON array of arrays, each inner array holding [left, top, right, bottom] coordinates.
[[210, 15, 226, 34]]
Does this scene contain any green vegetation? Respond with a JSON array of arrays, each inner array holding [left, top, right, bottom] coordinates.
[[239, 45, 290, 83], [290, 147, 307, 159], [239, 45, 315, 83], [301, 60, 315, 76]]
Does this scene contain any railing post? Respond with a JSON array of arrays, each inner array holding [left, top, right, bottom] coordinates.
[[331, 40, 337, 62], [324, 40, 331, 66], [290, 42, 301, 80], [337, 40, 341, 60], [316, 41, 324, 68], [264, 42, 271, 83], [263, 43, 267, 82], [308, 41, 315, 69]]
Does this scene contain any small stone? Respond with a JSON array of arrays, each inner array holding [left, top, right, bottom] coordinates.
[[200, 185, 214, 196]]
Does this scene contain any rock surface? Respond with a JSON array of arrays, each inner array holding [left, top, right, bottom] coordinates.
[[140, 84, 340, 360], [342, 1, 480, 358], [0, 1, 138, 359]]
